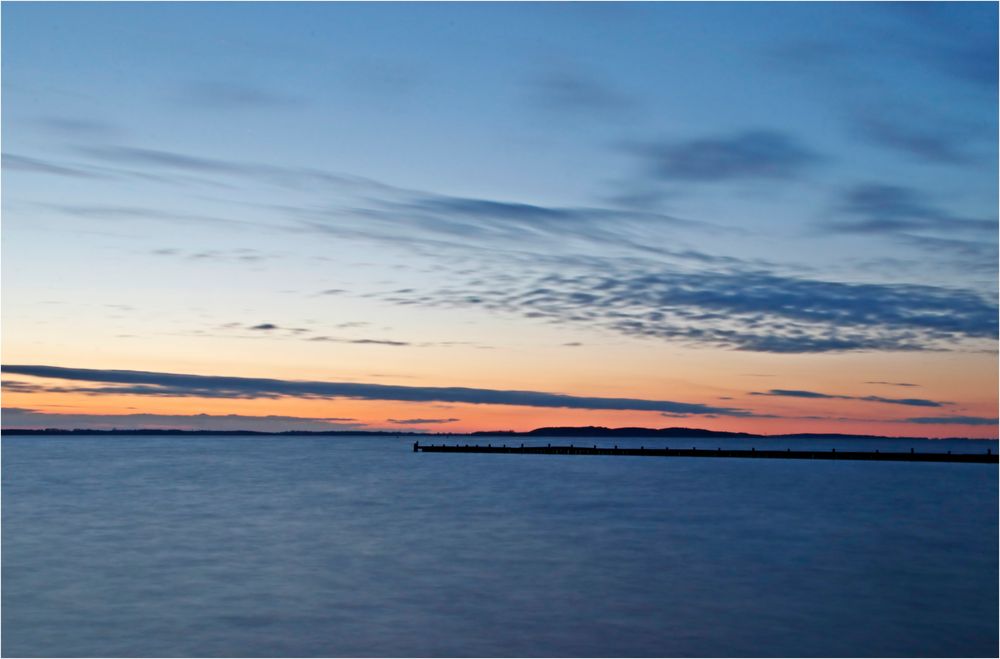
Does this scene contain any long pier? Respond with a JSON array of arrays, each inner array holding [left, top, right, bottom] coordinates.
[[413, 442, 997, 464]]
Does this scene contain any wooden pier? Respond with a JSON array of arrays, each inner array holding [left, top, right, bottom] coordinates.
[[413, 442, 997, 464]]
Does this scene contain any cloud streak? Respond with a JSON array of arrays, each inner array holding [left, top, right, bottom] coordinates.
[[829, 183, 996, 236], [854, 114, 973, 165], [750, 389, 948, 408], [1, 365, 756, 416], [904, 416, 998, 427], [2, 153, 104, 179], [387, 418, 460, 425], [528, 70, 635, 118], [176, 81, 299, 110], [1, 407, 362, 432], [631, 130, 821, 183]]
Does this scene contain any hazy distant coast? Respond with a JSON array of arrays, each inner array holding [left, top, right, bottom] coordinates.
[[2, 426, 993, 442]]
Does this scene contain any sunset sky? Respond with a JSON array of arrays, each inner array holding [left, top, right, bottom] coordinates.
[[2, 2, 997, 437]]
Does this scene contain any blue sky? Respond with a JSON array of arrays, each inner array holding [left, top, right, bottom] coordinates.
[[2, 2, 997, 435]]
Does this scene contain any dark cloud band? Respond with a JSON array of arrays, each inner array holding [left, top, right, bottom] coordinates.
[[751, 389, 947, 407], [1, 364, 753, 416], [904, 416, 998, 426], [1, 407, 360, 432]]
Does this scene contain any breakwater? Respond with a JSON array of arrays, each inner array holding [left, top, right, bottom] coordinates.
[[413, 442, 997, 463]]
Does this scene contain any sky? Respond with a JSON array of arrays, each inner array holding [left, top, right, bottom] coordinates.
[[2, 2, 997, 437]]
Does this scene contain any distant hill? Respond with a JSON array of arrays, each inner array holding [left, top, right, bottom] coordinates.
[[471, 426, 985, 441], [473, 426, 757, 438]]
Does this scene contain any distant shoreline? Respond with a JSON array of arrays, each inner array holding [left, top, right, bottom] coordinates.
[[1, 426, 994, 442]]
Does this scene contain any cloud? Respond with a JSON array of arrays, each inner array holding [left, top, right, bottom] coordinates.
[[0, 365, 756, 417], [865, 381, 918, 388], [387, 418, 460, 425], [77, 144, 396, 194], [176, 81, 299, 110], [891, 234, 998, 276], [68, 145, 732, 267], [24, 142, 992, 358], [152, 248, 274, 263], [631, 130, 822, 183], [48, 203, 256, 228], [2, 153, 104, 179], [249, 323, 279, 331], [904, 416, 999, 427], [1, 407, 361, 432], [2, 380, 45, 393], [750, 389, 947, 408], [34, 116, 120, 137], [528, 71, 634, 117], [829, 184, 996, 236], [377, 263, 997, 353], [888, 2, 998, 88], [854, 113, 973, 165], [308, 337, 411, 347], [65, 142, 730, 265], [309, 191, 719, 260]]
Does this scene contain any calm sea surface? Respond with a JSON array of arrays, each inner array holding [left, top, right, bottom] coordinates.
[[3, 434, 997, 657]]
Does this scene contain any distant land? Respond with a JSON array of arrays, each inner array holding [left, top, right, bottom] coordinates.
[[1, 426, 994, 441]]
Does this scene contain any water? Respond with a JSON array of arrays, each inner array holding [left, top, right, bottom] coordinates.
[[3, 434, 997, 657]]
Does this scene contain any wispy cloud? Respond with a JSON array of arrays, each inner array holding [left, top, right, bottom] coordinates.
[[865, 381, 919, 388], [176, 81, 300, 110], [387, 418, 460, 425], [528, 70, 635, 118], [0, 365, 757, 417], [76, 144, 398, 195], [750, 389, 948, 408], [152, 248, 274, 263], [13, 141, 996, 356], [296, 191, 721, 261], [71, 144, 726, 262], [829, 183, 995, 236], [48, 203, 256, 228], [630, 130, 822, 183], [2, 153, 104, 179], [34, 116, 121, 138], [887, 2, 998, 88], [853, 113, 973, 165], [2, 380, 46, 393], [308, 337, 411, 347], [904, 415, 998, 427]]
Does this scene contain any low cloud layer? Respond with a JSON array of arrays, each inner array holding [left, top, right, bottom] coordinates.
[[387, 418, 460, 425], [750, 389, 947, 408], [2, 407, 361, 432], [904, 415, 999, 426], [632, 130, 821, 183], [1, 365, 755, 416]]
